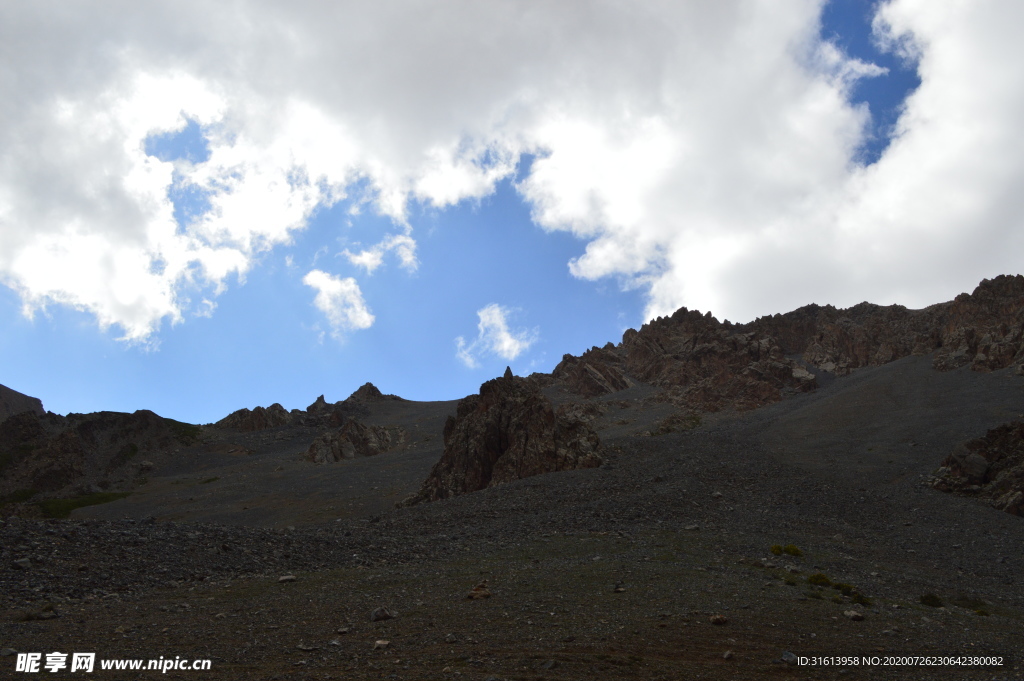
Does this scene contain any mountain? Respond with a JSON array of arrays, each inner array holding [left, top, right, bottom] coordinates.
[[2, 276, 1023, 678]]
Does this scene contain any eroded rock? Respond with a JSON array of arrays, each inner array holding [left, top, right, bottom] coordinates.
[[306, 421, 406, 463], [407, 369, 602, 503]]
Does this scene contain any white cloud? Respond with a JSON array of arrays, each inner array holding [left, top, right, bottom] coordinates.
[[1, 0, 1022, 340], [456, 303, 537, 369], [343, 234, 418, 274], [302, 269, 374, 335]]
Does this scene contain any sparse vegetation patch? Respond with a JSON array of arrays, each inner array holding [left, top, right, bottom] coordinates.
[[37, 492, 131, 519]]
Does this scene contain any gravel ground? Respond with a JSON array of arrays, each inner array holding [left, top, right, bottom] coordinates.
[[1, 356, 1022, 680]]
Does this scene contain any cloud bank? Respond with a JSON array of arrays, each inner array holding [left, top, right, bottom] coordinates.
[[456, 304, 537, 369], [1, 1, 1022, 341]]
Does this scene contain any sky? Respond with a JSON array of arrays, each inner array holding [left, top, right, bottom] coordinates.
[[1, 0, 1022, 423]]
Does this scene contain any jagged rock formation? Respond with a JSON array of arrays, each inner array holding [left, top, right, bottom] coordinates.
[[929, 421, 1024, 516], [551, 276, 1024, 412], [215, 403, 292, 431], [0, 384, 44, 423], [554, 310, 816, 411], [306, 420, 406, 463], [406, 368, 602, 504], [307, 395, 331, 414], [0, 410, 198, 499]]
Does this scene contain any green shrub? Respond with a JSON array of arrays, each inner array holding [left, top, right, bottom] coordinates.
[[830, 595, 844, 604], [770, 545, 783, 555], [974, 609, 989, 617], [807, 573, 831, 586], [833, 583, 855, 596], [920, 593, 944, 608], [807, 591, 823, 600], [37, 492, 130, 519], [851, 593, 872, 606], [783, 544, 803, 557]]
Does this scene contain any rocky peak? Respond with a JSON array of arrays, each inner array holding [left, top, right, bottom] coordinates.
[[346, 382, 384, 402]]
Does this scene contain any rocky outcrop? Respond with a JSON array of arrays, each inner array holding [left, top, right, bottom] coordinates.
[[215, 403, 292, 432], [553, 344, 633, 397], [929, 421, 1024, 516], [0, 410, 199, 499], [306, 420, 406, 463], [406, 368, 602, 504], [0, 384, 44, 423], [551, 276, 1024, 411]]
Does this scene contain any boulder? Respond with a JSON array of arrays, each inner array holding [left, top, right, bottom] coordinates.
[[407, 368, 602, 503]]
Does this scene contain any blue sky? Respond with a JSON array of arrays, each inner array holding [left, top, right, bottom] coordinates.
[[2, 1, 1022, 423]]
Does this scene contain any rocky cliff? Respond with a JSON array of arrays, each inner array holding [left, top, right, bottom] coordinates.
[[0, 384, 44, 423], [406, 368, 602, 504]]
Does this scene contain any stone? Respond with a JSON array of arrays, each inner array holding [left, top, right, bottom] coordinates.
[[370, 606, 396, 622], [723, 650, 734, 660], [13, 558, 31, 569], [844, 610, 864, 621], [781, 651, 798, 665], [0, 648, 16, 657], [373, 640, 390, 650], [709, 614, 728, 625], [444, 633, 458, 643], [406, 372, 602, 503], [466, 581, 491, 600], [277, 575, 296, 583]]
